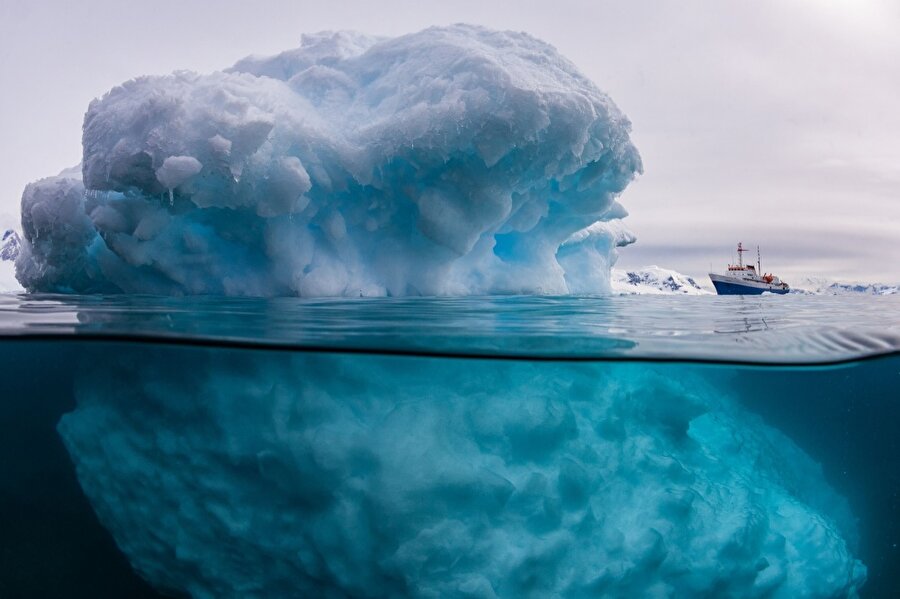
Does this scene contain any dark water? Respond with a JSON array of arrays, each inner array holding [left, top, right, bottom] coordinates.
[[0, 295, 897, 597], [736, 361, 900, 597], [0, 343, 166, 598]]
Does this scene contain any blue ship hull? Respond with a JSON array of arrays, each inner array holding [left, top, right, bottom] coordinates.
[[711, 279, 789, 295]]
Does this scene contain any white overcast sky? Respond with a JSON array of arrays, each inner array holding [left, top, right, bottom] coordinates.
[[1, 0, 897, 281]]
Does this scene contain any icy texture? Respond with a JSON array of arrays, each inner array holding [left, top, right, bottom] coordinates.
[[17, 25, 641, 296], [557, 219, 634, 294], [59, 351, 866, 597]]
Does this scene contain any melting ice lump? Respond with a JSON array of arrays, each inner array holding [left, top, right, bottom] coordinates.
[[59, 351, 866, 597], [16, 25, 641, 296]]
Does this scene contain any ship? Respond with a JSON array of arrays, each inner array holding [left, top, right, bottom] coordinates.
[[709, 243, 790, 295]]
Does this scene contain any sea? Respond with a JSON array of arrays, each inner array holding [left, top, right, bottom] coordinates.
[[0, 293, 897, 598]]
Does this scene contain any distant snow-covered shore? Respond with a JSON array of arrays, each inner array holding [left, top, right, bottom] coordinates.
[[1, 228, 895, 297], [612, 265, 897, 296], [611, 266, 711, 295]]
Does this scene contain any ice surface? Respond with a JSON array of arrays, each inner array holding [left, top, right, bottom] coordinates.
[[16, 25, 641, 296], [58, 350, 866, 597]]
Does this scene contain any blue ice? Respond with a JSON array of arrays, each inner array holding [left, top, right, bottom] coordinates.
[[59, 351, 866, 597], [16, 25, 641, 297]]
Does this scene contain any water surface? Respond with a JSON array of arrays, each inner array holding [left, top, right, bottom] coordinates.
[[0, 294, 897, 597], [1, 294, 897, 363]]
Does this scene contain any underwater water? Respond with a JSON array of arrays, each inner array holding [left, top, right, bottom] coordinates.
[[0, 295, 898, 598]]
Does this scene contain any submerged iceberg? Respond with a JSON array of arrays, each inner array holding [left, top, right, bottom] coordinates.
[[16, 25, 641, 296], [59, 348, 866, 597]]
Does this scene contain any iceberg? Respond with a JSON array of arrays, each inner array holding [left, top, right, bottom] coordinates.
[[16, 25, 641, 297], [58, 348, 866, 597]]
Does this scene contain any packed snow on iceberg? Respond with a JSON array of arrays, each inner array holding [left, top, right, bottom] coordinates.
[[16, 25, 641, 297]]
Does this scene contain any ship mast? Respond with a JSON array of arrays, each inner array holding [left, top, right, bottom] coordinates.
[[757, 245, 761, 273], [736, 242, 747, 268]]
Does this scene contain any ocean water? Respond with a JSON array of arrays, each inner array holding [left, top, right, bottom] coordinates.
[[0, 294, 897, 598]]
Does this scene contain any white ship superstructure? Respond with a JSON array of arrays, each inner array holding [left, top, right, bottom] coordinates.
[[709, 243, 790, 295]]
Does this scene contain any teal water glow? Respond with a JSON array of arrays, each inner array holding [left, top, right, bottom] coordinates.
[[1, 294, 898, 363], [0, 295, 897, 597]]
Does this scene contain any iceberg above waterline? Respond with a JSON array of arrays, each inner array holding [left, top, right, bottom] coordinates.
[[58, 350, 866, 597], [16, 25, 641, 297]]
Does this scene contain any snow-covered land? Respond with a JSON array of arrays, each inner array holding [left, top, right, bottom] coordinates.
[[16, 25, 641, 297], [790, 278, 898, 296], [0, 230, 22, 293], [611, 266, 710, 295]]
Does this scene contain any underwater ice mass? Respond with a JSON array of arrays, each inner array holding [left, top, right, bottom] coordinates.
[[16, 25, 641, 296], [59, 351, 866, 597]]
